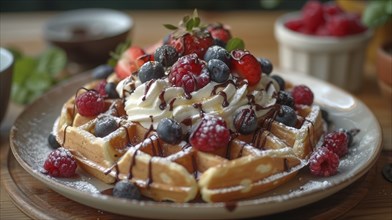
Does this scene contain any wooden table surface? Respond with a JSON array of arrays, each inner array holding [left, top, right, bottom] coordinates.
[[1, 10, 391, 220]]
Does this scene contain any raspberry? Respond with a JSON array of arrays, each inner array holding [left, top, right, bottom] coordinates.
[[230, 50, 262, 86], [169, 53, 210, 94], [309, 147, 339, 177], [75, 90, 105, 117], [285, 18, 304, 32], [322, 2, 343, 17], [291, 85, 314, 106], [302, 0, 324, 33], [327, 14, 351, 37], [189, 114, 230, 152], [43, 148, 77, 177], [323, 131, 349, 158], [95, 80, 107, 97]]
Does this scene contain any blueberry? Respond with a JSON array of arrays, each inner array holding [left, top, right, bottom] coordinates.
[[207, 59, 230, 83], [92, 65, 114, 79], [271, 75, 285, 91], [48, 133, 61, 149], [213, 38, 226, 48], [276, 105, 297, 127], [258, 58, 273, 75], [156, 118, 183, 144], [154, 45, 178, 67], [277, 91, 294, 108], [95, 115, 118, 137], [138, 61, 165, 83], [233, 108, 258, 134], [204, 45, 230, 66], [105, 82, 119, 99], [113, 180, 141, 200]]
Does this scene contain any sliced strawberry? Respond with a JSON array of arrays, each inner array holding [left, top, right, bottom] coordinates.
[[230, 50, 261, 86], [115, 46, 146, 79]]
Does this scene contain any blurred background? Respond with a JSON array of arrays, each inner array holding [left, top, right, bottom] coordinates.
[[0, 0, 327, 12]]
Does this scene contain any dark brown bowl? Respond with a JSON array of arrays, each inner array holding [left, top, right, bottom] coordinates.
[[44, 9, 133, 65], [0, 48, 14, 124]]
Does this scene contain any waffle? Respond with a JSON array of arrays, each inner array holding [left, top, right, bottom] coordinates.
[[54, 77, 325, 203]]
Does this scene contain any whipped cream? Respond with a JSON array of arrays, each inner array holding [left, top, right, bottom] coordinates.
[[116, 73, 279, 132]]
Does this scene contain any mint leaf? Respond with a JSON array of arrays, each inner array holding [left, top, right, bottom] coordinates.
[[25, 71, 52, 92], [163, 24, 178, 30], [36, 47, 66, 76], [363, 1, 392, 27], [226, 38, 245, 51], [11, 84, 29, 104], [13, 57, 37, 85], [186, 18, 194, 31], [107, 38, 132, 67]]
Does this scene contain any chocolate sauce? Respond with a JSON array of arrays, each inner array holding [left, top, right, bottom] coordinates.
[[184, 92, 192, 100], [181, 143, 192, 151], [191, 155, 198, 179], [61, 125, 70, 147], [211, 80, 236, 95], [147, 159, 153, 188], [237, 142, 247, 158], [283, 158, 289, 172], [143, 116, 155, 140], [142, 79, 156, 101], [252, 129, 269, 150], [217, 91, 229, 107], [128, 149, 139, 180], [100, 188, 113, 196], [224, 201, 238, 212], [104, 163, 120, 181], [192, 103, 204, 117], [159, 90, 167, 110], [169, 98, 177, 111], [305, 119, 315, 149], [181, 118, 193, 127]]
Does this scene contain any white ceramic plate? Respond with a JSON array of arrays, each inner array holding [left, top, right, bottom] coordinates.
[[10, 72, 382, 219]]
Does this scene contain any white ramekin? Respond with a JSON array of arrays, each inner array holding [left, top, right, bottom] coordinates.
[[274, 12, 373, 92]]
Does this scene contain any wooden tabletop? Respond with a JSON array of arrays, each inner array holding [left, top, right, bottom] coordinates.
[[1, 10, 391, 220]]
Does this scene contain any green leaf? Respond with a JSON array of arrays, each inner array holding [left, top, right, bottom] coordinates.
[[193, 9, 199, 19], [363, 1, 392, 27], [36, 47, 67, 76], [25, 71, 53, 92], [13, 57, 37, 85], [163, 24, 178, 30], [194, 17, 201, 27], [11, 84, 29, 104], [182, 15, 190, 24], [107, 38, 132, 67], [186, 18, 194, 31], [226, 38, 245, 51]]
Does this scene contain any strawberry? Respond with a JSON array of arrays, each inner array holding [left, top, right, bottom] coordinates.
[[230, 50, 261, 86], [207, 23, 232, 44], [115, 46, 146, 79], [166, 10, 214, 58]]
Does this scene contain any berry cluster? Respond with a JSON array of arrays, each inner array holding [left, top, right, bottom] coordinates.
[[309, 129, 354, 177], [285, 0, 367, 37]]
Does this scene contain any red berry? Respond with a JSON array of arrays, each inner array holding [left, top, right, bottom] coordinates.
[[169, 31, 214, 58], [285, 18, 304, 32], [309, 147, 339, 177], [302, 0, 325, 33], [327, 14, 351, 37], [207, 23, 232, 43], [75, 90, 105, 117], [323, 131, 349, 158], [189, 114, 230, 152], [95, 80, 107, 97], [169, 53, 210, 94], [322, 2, 343, 17], [291, 85, 314, 106], [230, 50, 262, 86], [115, 46, 146, 79], [43, 148, 77, 177]]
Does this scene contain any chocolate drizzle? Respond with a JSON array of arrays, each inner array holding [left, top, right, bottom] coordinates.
[[147, 159, 153, 188], [159, 90, 167, 110], [104, 163, 120, 181], [169, 98, 177, 111], [142, 79, 156, 101]]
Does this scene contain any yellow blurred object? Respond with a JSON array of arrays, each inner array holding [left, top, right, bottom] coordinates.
[[336, 0, 367, 14]]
